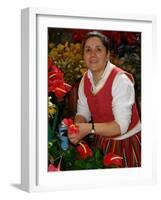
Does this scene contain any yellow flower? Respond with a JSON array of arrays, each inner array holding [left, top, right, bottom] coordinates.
[[49, 42, 87, 85], [48, 97, 57, 119]]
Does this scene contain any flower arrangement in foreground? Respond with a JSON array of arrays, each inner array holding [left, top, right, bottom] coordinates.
[[48, 118, 123, 171]]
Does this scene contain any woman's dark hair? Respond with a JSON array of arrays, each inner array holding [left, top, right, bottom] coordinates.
[[82, 31, 110, 52]]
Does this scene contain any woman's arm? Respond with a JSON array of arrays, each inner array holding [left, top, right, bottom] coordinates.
[[68, 119, 121, 144], [76, 75, 91, 122], [112, 73, 135, 134], [75, 114, 87, 123], [94, 121, 121, 137]]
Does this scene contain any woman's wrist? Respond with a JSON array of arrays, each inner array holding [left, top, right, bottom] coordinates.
[[78, 123, 91, 137], [90, 121, 96, 134], [86, 123, 92, 135]]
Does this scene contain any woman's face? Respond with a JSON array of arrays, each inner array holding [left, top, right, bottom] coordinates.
[[83, 36, 109, 73]]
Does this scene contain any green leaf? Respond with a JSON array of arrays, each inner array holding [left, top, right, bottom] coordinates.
[[64, 146, 77, 160], [94, 149, 103, 161], [74, 160, 87, 170], [48, 122, 53, 141], [51, 104, 59, 132], [93, 149, 104, 168], [85, 162, 96, 169]]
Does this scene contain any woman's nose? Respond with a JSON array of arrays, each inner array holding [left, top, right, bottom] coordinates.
[[90, 50, 97, 56]]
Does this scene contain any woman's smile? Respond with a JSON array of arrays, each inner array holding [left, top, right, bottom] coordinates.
[[89, 58, 98, 64]]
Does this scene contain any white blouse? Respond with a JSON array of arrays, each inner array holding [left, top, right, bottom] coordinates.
[[77, 61, 139, 135]]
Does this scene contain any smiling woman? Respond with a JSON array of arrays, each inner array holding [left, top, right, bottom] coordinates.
[[72, 31, 141, 168], [48, 28, 142, 170]]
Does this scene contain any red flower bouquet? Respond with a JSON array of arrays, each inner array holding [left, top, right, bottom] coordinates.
[[103, 152, 123, 167], [63, 118, 79, 135], [48, 157, 62, 172], [76, 142, 93, 160], [48, 61, 72, 98]]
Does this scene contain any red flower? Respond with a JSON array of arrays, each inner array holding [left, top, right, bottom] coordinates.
[[63, 118, 74, 126], [48, 57, 53, 70], [64, 83, 72, 92], [72, 30, 87, 42], [76, 142, 93, 159], [48, 78, 72, 98], [48, 164, 61, 172], [111, 32, 121, 48], [103, 152, 123, 167], [68, 124, 79, 135], [48, 157, 62, 172], [48, 66, 64, 80], [48, 79, 67, 98], [123, 32, 138, 45], [62, 118, 79, 135], [48, 63, 72, 98]]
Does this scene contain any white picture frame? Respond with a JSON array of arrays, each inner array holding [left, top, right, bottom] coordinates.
[[21, 7, 156, 192]]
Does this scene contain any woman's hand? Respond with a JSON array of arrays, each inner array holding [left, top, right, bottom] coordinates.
[[68, 123, 90, 144]]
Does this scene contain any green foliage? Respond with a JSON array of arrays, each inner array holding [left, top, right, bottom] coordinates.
[[48, 132, 106, 171], [48, 109, 109, 171]]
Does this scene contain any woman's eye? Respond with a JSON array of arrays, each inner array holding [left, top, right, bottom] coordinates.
[[96, 48, 102, 52], [84, 47, 103, 54], [85, 48, 91, 53]]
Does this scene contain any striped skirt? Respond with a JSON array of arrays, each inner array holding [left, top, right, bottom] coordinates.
[[93, 132, 141, 168]]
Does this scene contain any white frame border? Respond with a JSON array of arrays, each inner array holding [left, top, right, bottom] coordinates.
[[21, 7, 157, 192]]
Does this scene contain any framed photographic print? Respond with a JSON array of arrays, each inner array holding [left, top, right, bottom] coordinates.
[[21, 7, 156, 192]]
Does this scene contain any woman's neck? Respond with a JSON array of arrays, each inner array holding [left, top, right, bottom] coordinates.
[[92, 70, 104, 85]]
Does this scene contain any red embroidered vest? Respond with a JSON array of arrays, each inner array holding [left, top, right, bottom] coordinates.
[[84, 67, 140, 131]]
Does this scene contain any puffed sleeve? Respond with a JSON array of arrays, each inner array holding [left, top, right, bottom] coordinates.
[[112, 73, 135, 134], [76, 75, 91, 122]]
